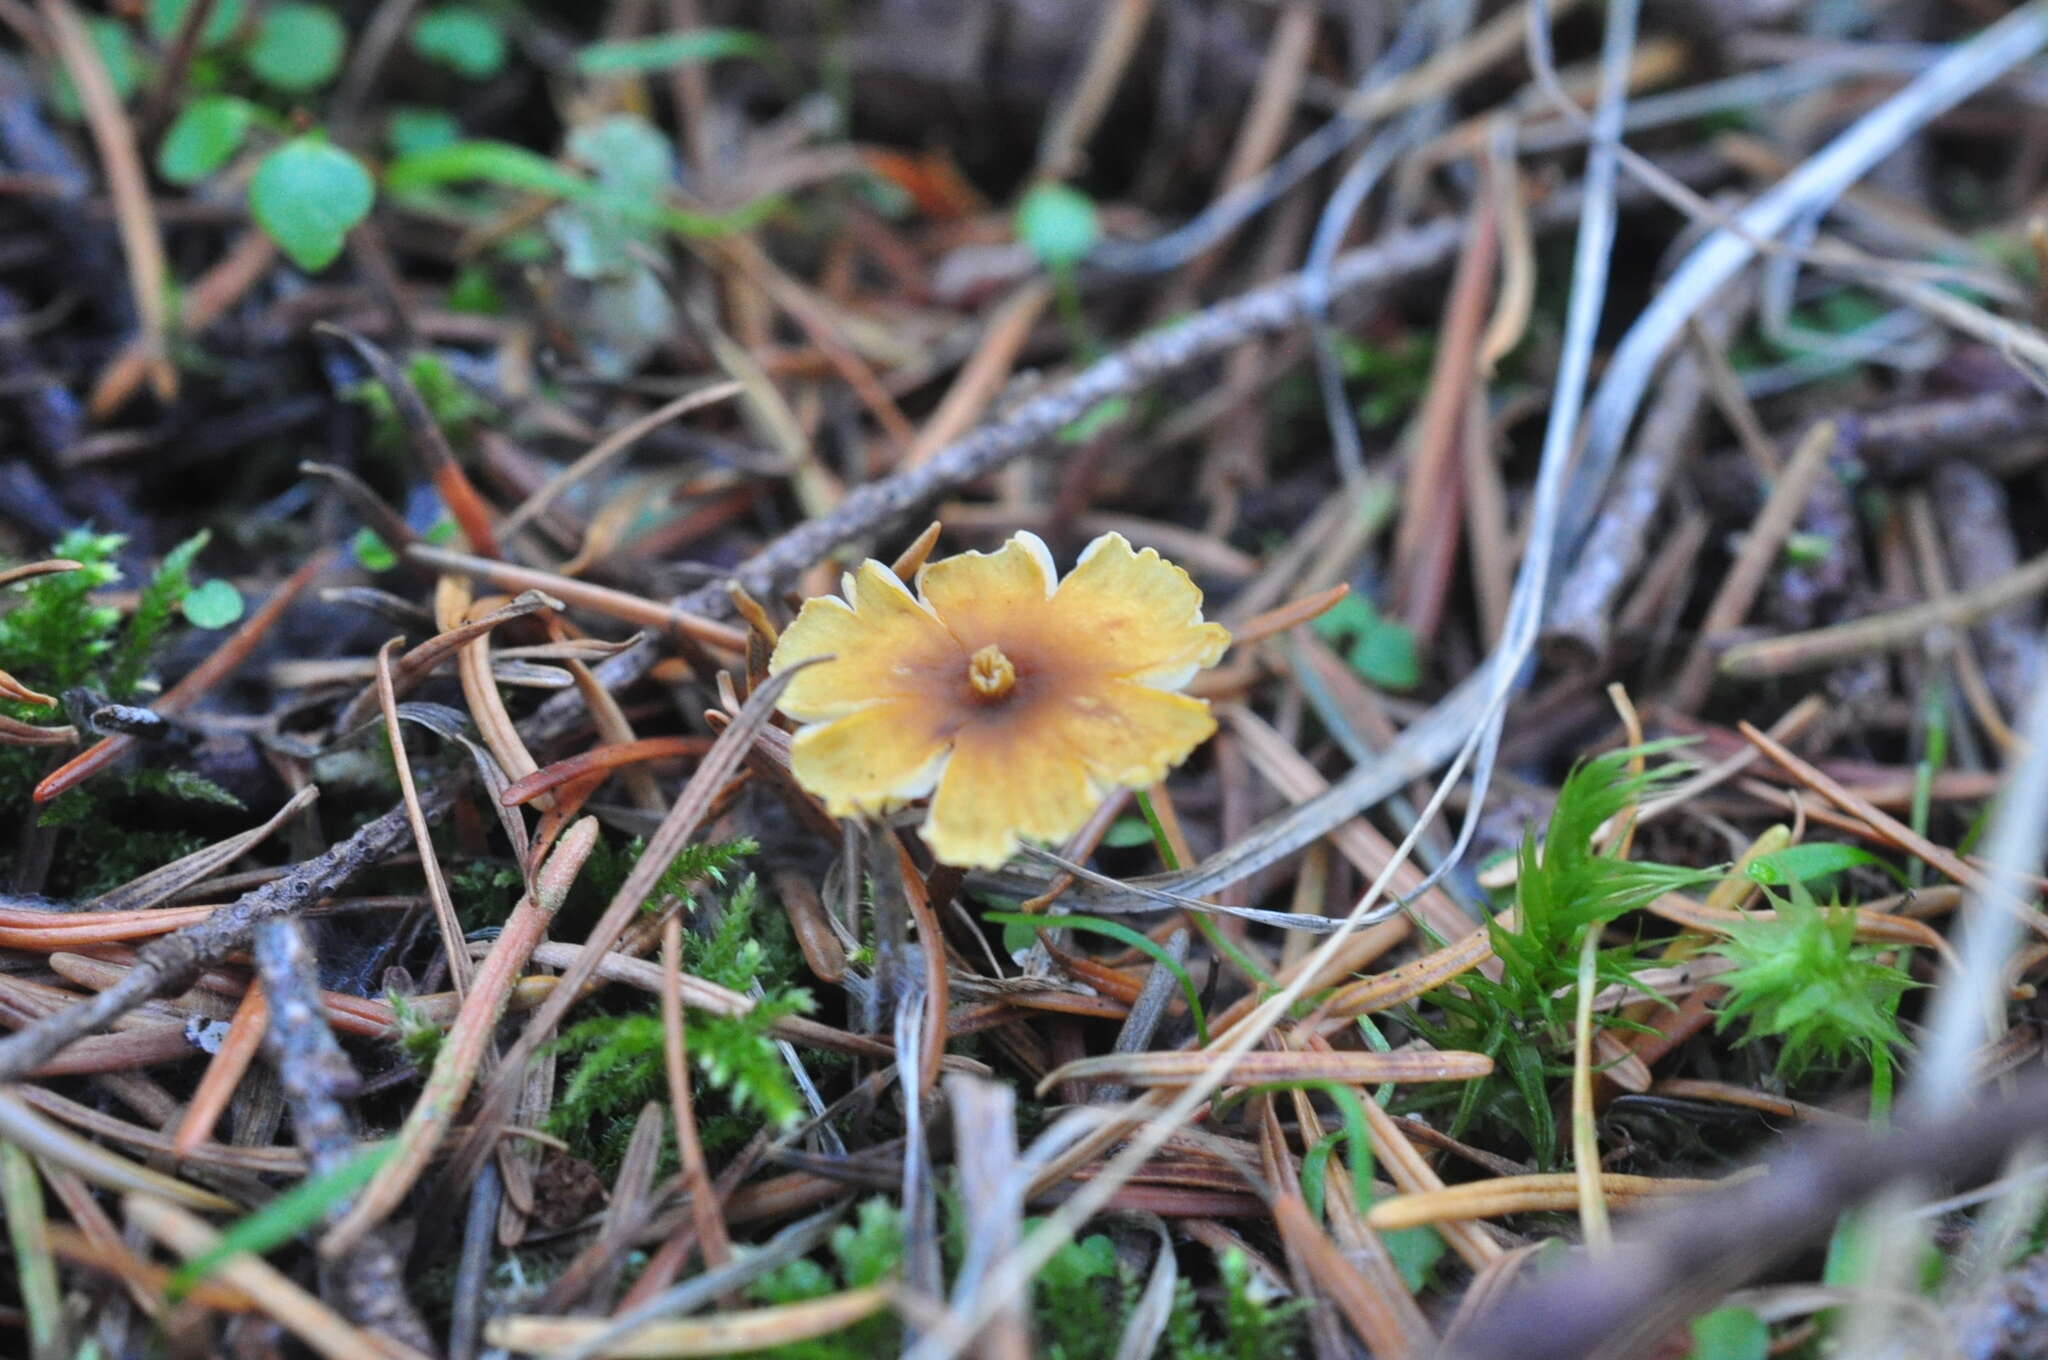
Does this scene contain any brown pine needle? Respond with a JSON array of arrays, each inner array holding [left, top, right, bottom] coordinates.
[[170, 981, 266, 1158], [38, 0, 174, 408]]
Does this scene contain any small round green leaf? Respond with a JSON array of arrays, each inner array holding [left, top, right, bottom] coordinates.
[[1014, 182, 1099, 269], [244, 3, 345, 92], [157, 95, 255, 184], [410, 6, 506, 79], [181, 579, 244, 629], [148, 0, 247, 47], [248, 138, 374, 271]]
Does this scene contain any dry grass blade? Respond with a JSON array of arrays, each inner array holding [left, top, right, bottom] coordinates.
[[660, 915, 732, 1278], [331, 590, 562, 737], [0, 714, 77, 746], [92, 230, 274, 415], [408, 543, 748, 652], [1738, 722, 2015, 912], [1669, 419, 1837, 709], [0, 559, 82, 591], [375, 639, 471, 998], [0, 671, 58, 709], [170, 981, 266, 1157], [499, 735, 711, 807], [90, 785, 319, 914], [498, 380, 744, 537], [0, 1091, 230, 1210], [320, 326, 499, 556]]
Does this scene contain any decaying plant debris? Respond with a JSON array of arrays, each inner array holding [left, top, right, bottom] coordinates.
[[6, 2, 2048, 1358]]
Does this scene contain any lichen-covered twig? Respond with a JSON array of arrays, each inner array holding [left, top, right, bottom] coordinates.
[[253, 916, 433, 1355], [0, 782, 456, 1085], [1439, 1070, 2048, 1360]]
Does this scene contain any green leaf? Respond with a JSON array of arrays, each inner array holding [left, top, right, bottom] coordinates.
[[108, 531, 207, 697], [1101, 816, 1157, 849], [181, 579, 243, 629], [350, 527, 398, 572], [410, 6, 506, 79], [1312, 594, 1420, 691], [50, 17, 141, 121], [447, 264, 503, 315], [1384, 1225, 1445, 1293], [567, 115, 674, 197], [244, 3, 345, 93], [1015, 182, 1099, 269], [167, 1143, 396, 1298], [384, 140, 593, 200], [1348, 614, 1420, 691], [248, 138, 374, 271], [386, 107, 461, 157], [1688, 1306, 1768, 1360], [1747, 843, 1902, 888], [148, 0, 247, 46], [1057, 395, 1128, 445], [157, 95, 255, 184], [986, 911, 1208, 1045], [1783, 531, 1833, 566], [577, 28, 773, 77]]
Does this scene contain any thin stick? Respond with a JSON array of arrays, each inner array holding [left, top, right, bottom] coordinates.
[[498, 381, 743, 537], [1721, 546, 2048, 680], [255, 916, 435, 1351]]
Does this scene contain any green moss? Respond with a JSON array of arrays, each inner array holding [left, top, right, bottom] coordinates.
[[1, 531, 238, 894], [1707, 880, 1914, 1081], [1403, 746, 1714, 1166], [546, 862, 811, 1171]]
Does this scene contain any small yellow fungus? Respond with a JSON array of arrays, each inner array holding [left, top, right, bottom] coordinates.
[[767, 531, 1231, 869]]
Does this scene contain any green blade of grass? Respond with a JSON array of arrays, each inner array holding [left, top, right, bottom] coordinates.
[[1223, 1080, 1372, 1223], [3, 1143, 64, 1360], [166, 1142, 396, 1299]]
